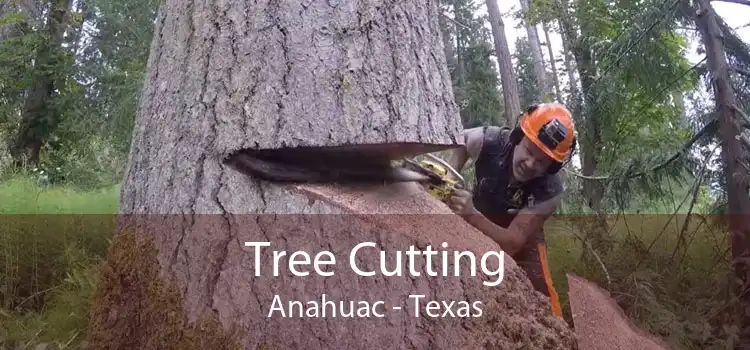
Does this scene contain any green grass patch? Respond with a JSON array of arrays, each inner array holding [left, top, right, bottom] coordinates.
[[0, 176, 119, 348], [0, 176, 119, 214]]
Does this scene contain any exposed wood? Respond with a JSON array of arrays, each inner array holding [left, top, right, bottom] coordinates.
[[567, 273, 670, 350], [694, 0, 750, 346]]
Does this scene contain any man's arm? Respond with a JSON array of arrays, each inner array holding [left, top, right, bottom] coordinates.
[[503, 177, 565, 253], [447, 127, 484, 174], [455, 177, 564, 256]]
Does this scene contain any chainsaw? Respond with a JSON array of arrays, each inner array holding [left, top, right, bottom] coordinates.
[[223, 147, 466, 202], [398, 153, 465, 201]]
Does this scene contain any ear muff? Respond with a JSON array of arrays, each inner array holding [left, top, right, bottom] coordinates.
[[546, 135, 577, 174]]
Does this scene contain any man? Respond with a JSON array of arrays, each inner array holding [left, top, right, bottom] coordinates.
[[445, 103, 577, 318]]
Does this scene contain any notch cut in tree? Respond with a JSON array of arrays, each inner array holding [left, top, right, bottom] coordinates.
[[88, 0, 578, 349]]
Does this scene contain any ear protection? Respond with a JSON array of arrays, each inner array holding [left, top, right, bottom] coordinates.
[[508, 104, 577, 174]]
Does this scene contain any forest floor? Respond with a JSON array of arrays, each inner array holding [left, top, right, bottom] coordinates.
[[0, 175, 736, 349]]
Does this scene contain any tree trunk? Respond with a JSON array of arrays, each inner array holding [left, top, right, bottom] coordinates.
[[454, 0, 466, 87], [555, 0, 602, 213], [10, 0, 72, 166], [86, 1, 577, 349], [438, 3, 456, 73], [519, 0, 550, 101], [695, 0, 750, 346], [542, 22, 563, 102], [560, 33, 578, 101], [485, 0, 521, 125]]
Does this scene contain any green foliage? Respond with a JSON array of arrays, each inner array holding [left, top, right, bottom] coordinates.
[[458, 42, 504, 127], [441, 0, 505, 128], [514, 37, 543, 108]]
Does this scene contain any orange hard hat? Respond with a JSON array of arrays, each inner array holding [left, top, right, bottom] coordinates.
[[519, 103, 576, 162]]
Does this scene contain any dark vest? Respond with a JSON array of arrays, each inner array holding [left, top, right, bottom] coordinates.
[[469, 126, 563, 295], [471, 126, 535, 228]]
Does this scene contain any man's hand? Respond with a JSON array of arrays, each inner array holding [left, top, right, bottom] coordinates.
[[446, 188, 476, 215]]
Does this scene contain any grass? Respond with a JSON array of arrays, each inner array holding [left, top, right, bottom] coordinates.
[[0, 175, 737, 349], [544, 213, 737, 350], [0, 176, 119, 349]]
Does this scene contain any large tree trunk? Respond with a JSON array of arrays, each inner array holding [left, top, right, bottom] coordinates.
[[86, 1, 576, 348], [519, 0, 550, 101], [485, 0, 521, 124], [695, 0, 750, 346]]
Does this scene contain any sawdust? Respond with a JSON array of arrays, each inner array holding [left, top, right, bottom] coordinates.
[[567, 273, 670, 350]]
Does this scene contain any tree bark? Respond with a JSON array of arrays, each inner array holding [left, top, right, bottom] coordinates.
[[485, 0, 521, 125], [519, 0, 550, 101], [694, 0, 750, 346], [86, 0, 577, 348]]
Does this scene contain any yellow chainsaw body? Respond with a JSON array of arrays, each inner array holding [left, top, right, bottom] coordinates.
[[416, 159, 461, 201]]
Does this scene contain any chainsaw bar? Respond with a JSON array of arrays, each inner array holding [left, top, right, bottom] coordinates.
[[224, 149, 431, 184]]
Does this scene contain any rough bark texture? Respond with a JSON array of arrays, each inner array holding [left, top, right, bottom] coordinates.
[[120, 0, 466, 214], [485, 0, 521, 125], [694, 0, 750, 346], [97, 0, 580, 348], [519, 0, 550, 100], [567, 274, 669, 350]]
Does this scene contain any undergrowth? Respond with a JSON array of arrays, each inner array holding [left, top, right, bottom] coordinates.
[[0, 174, 738, 349], [0, 176, 119, 349], [545, 213, 738, 350]]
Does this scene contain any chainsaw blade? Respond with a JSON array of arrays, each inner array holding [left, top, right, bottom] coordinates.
[[224, 151, 431, 184]]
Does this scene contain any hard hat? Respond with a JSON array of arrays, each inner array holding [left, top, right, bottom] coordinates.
[[518, 103, 576, 163]]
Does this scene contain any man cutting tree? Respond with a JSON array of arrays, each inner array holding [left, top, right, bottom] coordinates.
[[445, 103, 577, 318]]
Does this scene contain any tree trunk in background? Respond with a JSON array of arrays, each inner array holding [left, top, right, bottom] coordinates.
[[558, 19, 578, 104], [485, 0, 521, 125], [85, 0, 577, 348], [672, 91, 687, 126], [555, 0, 603, 215], [519, 0, 550, 102], [454, 0, 466, 87], [542, 22, 563, 102], [694, 0, 750, 346], [438, 3, 457, 73], [10, 0, 72, 166]]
